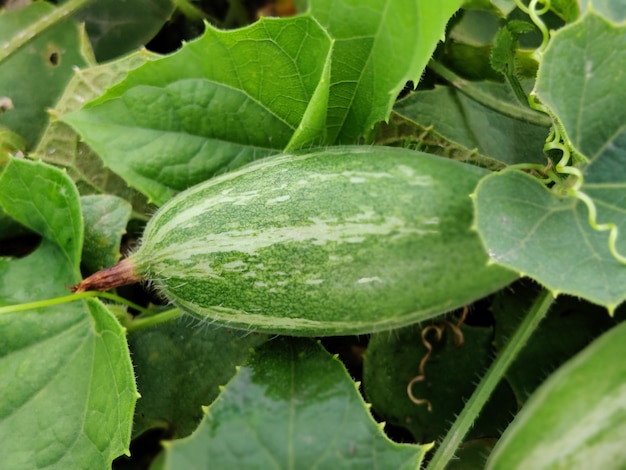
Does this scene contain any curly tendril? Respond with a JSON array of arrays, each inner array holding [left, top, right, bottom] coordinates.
[[407, 308, 468, 411], [514, 0, 551, 60], [512, 0, 626, 264], [543, 121, 626, 264]]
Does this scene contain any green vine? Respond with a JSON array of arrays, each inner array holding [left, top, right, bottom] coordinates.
[[425, 288, 555, 470], [514, 0, 551, 61], [0, 290, 183, 330]]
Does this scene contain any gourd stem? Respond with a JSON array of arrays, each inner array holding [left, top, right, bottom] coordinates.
[[70, 258, 142, 293], [125, 308, 183, 333], [427, 60, 552, 128], [425, 288, 555, 470]]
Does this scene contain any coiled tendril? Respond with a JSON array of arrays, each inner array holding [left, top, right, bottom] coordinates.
[[514, 0, 626, 264]]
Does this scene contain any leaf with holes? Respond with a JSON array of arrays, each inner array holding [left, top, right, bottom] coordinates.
[[0, 2, 88, 148], [36, 49, 155, 216]]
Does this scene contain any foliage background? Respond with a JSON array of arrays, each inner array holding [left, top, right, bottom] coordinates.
[[1, 0, 626, 469]]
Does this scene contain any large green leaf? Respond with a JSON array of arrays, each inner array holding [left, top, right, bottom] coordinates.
[[487, 321, 626, 469], [473, 170, 626, 309], [0, 300, 137, 469], [160, 338, 430, 468], [64, 16, 332, 205], [309, 0, 464, 143], [0, 158, 136, 468], [0, 2, 88, 148], [128, 321, 267, 439], [535, 12, 626, 161], [473, 11, 626, 309]]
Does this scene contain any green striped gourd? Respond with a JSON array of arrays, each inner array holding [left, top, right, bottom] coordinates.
[[75, 146, 516, 335]]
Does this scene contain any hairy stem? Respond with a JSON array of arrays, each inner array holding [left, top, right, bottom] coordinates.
[[124, 308, 184, 333], [0, 290, 153, 315], [427, 60, 552, 128], [426, 288, 555, 470], [0, 0, 93, 63]]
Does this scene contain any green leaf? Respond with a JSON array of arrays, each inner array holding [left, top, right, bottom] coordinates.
[[364, 320, 516, 443], [36, 49, 156, 216], [310, 0, 464, 143], [548, 0, 580, 22], [490, 25, 516, 74], [0, 2, 88, 148], [161, 338, 430, 468], [0, 300, 137, 469], [578, 0, 626, 23], [490, 0, 517, 15], [64, 16, 332, 205], [0, 159, 136, 468], [393, 83, 549, 167], [487, 321, 626, 469], [0, 157, 83, 277], [128, 321, 267, 439], [75, 0, 175, 61], [81, 195, 132, 273], [535, 11, 626, 161], [473, 170, 626, 309]]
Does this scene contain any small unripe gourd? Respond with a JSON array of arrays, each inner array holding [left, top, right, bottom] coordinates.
[[74, 147, 515, 335]]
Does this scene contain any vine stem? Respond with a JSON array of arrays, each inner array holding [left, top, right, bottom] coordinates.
[[0, 290, 152, 315], [124, 308, 183, 333], [425, 288, 555, 470], [0, 0, 94, 63], [427, 60, 552, 128], [0, 289, 183, 331]]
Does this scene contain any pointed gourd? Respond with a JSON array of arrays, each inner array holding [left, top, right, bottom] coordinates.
[[74, 146, 516, 335]]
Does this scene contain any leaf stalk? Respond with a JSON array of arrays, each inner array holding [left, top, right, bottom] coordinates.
[[425, 288, 555, 470], [427, 60, 552, 128]]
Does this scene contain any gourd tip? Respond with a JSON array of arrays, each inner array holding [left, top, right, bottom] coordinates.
[[69, 258, 142, 293]]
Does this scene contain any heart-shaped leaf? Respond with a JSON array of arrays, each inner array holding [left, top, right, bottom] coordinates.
[[473, 170, 626, 309], [0, 157, 136, 468]]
